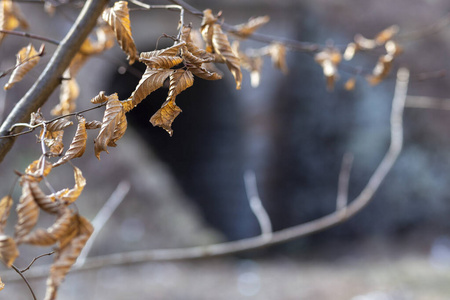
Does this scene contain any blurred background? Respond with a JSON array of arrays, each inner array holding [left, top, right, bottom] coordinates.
[[1, 0, 450, 299]]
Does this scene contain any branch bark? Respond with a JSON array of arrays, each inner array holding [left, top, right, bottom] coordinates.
[[0, 0, 109, 164]]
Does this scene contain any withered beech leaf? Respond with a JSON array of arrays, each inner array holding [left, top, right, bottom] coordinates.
[[344, 77, 356, 91], [45, 130, 65, 157], [150, 69, 194, 136], [139, 42, 185, 69], [94, 97, 124, 159], [107, 109, 127, 147], [4, 43, 41, 90], [269, 43, 288, 74], [126, 68, 174, 112], [0, 0, 29, 45], [314, 47, 342, 91], [233, 41, 263, 87], [0, 196, 13, 234], [51, 167, 86, 204], [102, 1, 138, 64], [15, 180, 40, 243], [90, 91, 109, 104], [366, 54, 394, 86], [30, 181, 62, 215], [0, 235, 19, 268], [212, 24, 242, 89], [45, 215, 93, 300], [200, 9, 218, 53], [21, 209, 77, 247], [374, 25, 399, 45], [46, 118, 73, 132], [51, 71, 79, 116], [85, 120, 103, 130], [53, 116, 87, 167], [230, 15, 270, 38], [24, 156, 53, 182], [0, 277, 4, 291]]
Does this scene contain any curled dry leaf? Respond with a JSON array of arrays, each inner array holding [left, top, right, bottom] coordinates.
[[85, 120, 102, 129], [29, 181, 62, 215], [374, 25, 399, 45], [44, 215, 93, 300], [21, 209, 77, 247], [4, 43, 42, 90], [200, 9, 218, 53], [0, 276, 4, 291], [107, 109, 127, 147], [125, 68, 174, 112], [269, 43, 288, 74], [53, 116, 87, 167], [46, 118, 73, 132], [0, 235, 19, 268], [0, 196, 13, 234], [139, 42, 185, 69], [94, 97, 125, 159], [15, 180, 40, 243], [0, 0, 29, 45], [50, 167, 86, 204], [24, 156, 53, 182], [366, 54, 394, 86], [102, 1, 138, 64], [212, 24, 242, 89], [150, 69, 194, 136], [230, 15, 270, 38], [314, 47, 342, 91], [90, 91, 109, 104]]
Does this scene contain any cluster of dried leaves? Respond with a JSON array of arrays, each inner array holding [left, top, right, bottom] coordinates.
[[0, 157, 92, 300]]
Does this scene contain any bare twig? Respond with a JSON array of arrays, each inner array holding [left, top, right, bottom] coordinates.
[[3, 69, 409, 281], [11, 265, 37, 300], [0, 29, 60, 45], [20, 251, 55, 273], [405, 95, 450, 110], [244, 170, 272, 239], [336, 153, 354, 212], [0, 0, 109, 164], [75, 181, 131, 267]]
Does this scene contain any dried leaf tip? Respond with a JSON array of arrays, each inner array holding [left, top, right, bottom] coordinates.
[[4, 43, 42, 90]]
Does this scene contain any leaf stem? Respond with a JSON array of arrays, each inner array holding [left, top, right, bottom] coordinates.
[[0, 30, 60, 45], [11, 265, 37, 300]]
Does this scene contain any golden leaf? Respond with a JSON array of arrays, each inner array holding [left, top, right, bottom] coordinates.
[[45, 215, 93, 300], [46, 118, 73, 132], [0, 196, 12, 234], [212, 24, 242, 89], [107, 109, 127, 147], [139, 42, 185, 69], [374, 25, 399, 45], [102, 1, 138, 64], [50, 167, 86, 204], [0, 235, 19, 268], [0, 277, 4, 291], [180, 26, 215, 64], [125, 68, 174, 112], [90, 91, 109, 104], [53, 116, 87, 167], [344, 77, 356, 91], [21, 209, 77, 247], [51, 72, 79, 116], [269, 43, 288, 74], [24, 156, 53, 181], [230, 15, 270, 38], [385, 40, 403, 57], [200, 9, 218, 53], [366, 54, 394, 86], [343, 42, 357, 61], [85, 120, 102, 129], [233, 41, 263, 87], [4, 43, 41, 90], [0, 0, 29, 45], [150, 69, 193, 136], [45, 131, 65, 157], [29, 181, 62, 215], [354, 34, 377, 50], [314, 47, 342, 91], [15, 180, 40, 242], [94, 97, 125, 159]]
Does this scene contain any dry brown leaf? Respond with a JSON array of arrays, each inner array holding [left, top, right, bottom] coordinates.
[[51, 72, 79, 116], [102, 1, 138, 64], [150, 69, 194, 136], [0, 0, 29, 45], [231, 15, 270, 38], [0, 235, 19, 268], [53, 116, 87, 167], [366, 54, 394, 86], [46, 118, 73, 132], [269, 43, 288, 74], [44, 215, 93, 300], [139, 42, 185, 69], [107, 109, 127, 147], [212, 24, 242, 89], [200, 9, 218, 53], [24, 157, 53, 182], [314, 47, 342, 91], [15, 180, 40, 242], [354, 34, 377, 50], [0, 277, 4, 291], [0, 196, 13, 234], [85, 120, 102, 129], [374, 25, 399, 45], [125, 68, 174, 112], [385, 40, 403, 57], [50, 167, 86, 204], [94, 97, 124, 159], [29, 181, 62, 215], [343, 42, 358, 61], [4, 43, 41, 90], [21, 209, 77, 247]]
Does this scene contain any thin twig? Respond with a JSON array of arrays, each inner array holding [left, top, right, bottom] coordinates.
[[336, 152, 354, 212], [20, 251, 55, 273], [0, 44, 46, 79], [3, 69, 409, 280], [0, 29, 60, 45], [75, 181, 131, 267], [11, 265, 37, 300], [244, 170, 272, 239]]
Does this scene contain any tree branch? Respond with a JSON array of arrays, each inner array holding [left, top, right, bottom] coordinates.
[[0, 0, 109, 164], [2, 68, 409, 281]]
